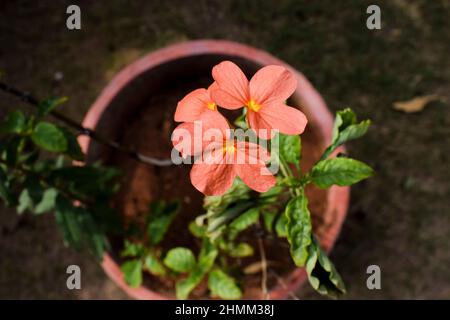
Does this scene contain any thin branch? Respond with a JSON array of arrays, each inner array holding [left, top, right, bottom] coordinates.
[[0, 158, 91, 206], [257, 236, 269, 300], [0, 81, 172, 167], [269, 269, 300, 300]]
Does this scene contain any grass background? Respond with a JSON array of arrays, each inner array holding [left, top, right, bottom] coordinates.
[[0, 0, 449, 299]]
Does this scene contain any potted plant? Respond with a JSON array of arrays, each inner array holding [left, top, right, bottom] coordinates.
[[0, 40, 372, 299]]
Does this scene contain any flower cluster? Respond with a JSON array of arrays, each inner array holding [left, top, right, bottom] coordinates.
[[172, 61, 308, 196]]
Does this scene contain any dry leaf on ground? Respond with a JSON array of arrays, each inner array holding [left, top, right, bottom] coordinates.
[[393, 95, 445, 113]]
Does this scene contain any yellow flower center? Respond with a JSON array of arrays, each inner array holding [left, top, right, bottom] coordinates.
[[223, 143, 236, 155], [246, 100, 261, 112], [206, 102, 217, 111]]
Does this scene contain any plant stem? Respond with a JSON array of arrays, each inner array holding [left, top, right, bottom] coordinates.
[[268, 269, 300, 300], [0, 81, 172, 167], [257, 236, 269, 300]]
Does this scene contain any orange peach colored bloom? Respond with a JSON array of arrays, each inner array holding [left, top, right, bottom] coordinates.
[[174, 82, 228, 129], [211, 61, 308, 138], [172, 113, 276, 195]]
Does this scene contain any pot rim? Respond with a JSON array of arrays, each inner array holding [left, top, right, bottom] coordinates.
[[79, 39, 350, 300]]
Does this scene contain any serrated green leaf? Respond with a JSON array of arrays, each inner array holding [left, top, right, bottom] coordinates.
[[121, 240, 145, 258], [121, 259, 143, 288], [229, 208, 259, 239], [35, 188, 58, 214], [306, 238, 346, 298], [279, 133, 301, 165], [285, 190, 312, 267], [31, 122, 67, 153], [228, 242, 254, 258], [38, 97, 68, 117], [147, 200, 180, 245], [144, 253, 166, 276], [164, 247, 196, 273], [311, 157, 374, 188], [1, 111, 27, 134], [208, 269, 242, 299]]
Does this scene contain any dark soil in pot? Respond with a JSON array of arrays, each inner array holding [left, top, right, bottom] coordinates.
[[100, 70, 329, 299]]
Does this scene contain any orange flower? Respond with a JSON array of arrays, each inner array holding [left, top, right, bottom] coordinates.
[[171, 113, 276, 195], [211, 61, 307, 138], [174, 82, 228, 129]]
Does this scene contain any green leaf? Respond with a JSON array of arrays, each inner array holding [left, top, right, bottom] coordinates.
[[208, 269, 242, 299], [121, 259, 143, 288], [262, 211, 276, 233], [60, 127, 84, 161], [229, 208, 259, 239], [54, 195, 83, 249], [275, 212, 288, 238], [228, 242, 254, 258], [1, 111, 27, 134], [121, 240, 145, 258], [176, 238, 218, 300], [234, 108, 248, 129], [17, 189, 33, 214], [285, 190, 312, 267], [259, 184, 284, 205], [35, 188, 58, 214], [164, 247, 196, 273], [189, 221, 206, 238], [204, 178, 251, 214], [279, 133, 301, 165], [311, 157, 374, 188], [306, 238, 346, 298], [5, 136, 24, 166], [78, 212, 107, 260], [38, 97, 68, 117], [54, 195, 107, 259], [31, 122, 67, 153], [0, 167, 14, 205], [143, 253, 166, 276], [176, 267, 204, 300], [49, 165, 119, 198], [147, 200, 180, 245], [322, 108, 370, 159], [233, 112, 248, 129]]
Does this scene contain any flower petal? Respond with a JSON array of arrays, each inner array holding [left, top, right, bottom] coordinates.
[[248, 103, 307, 137], [171, 122, 198, 156], [175, 88, 212, 122], [190, 154, 236, 196], [236, 141, 271, 164], [171, 112, 229, 157], [249, 65, 297, 105], [235, 143, 276, 193], [211, 61, 249, 109]]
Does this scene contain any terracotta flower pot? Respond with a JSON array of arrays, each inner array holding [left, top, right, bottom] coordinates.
[[78, 40, 349, 300]]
